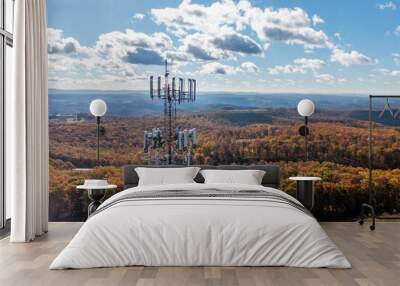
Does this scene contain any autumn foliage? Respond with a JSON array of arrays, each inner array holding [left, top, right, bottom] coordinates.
[[49, 112, 400, 221]]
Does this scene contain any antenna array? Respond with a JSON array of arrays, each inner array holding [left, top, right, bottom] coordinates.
[[145, 59, 198, 164]]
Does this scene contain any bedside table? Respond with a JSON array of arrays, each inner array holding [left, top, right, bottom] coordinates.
[[77, 183, 117, 217], [289, 177, 321, 210]]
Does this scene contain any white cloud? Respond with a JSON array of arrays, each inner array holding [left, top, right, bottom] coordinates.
[[240, 4, 332, 49], [294, 58, 325, 70], [151, 0, 268, 61], [377, 1, 397, 10], [312, 14, 324, 26], [47, 29, 99, 83], [152, 1, 332, 50], [263, 43, 270, 50], [151, 0, 247, 36], [395, 25, 400, 35], [48, 24, 265, 89], [199, 62, 237, 75], [48, 1, 396, 92], [240, 61, 259, 73], [393, 53, 400, 65], [268, 58, 324, 75], [315, 73, 335, 83], [94, 29, 174, 66], [47, 28, 82, 54], [211, 32, 262, 55], [179, 29, 262, 62], [330, 48, 376, 66], [48, 28, 186, 89], [268, 65, 305, 75], [151, 1, 264, 62], [133, 13, 145, 21], [180, 33, 228, 61], [377, 68, 400, 76], [200, 61, 259, 75]]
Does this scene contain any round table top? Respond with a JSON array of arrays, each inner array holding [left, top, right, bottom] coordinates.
[[289, 176, 321, 181], [77, 184, 117, 190]]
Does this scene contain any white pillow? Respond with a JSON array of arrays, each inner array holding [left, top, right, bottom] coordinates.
[[135, 167, 200, 186], [200, 169, 266, 185]]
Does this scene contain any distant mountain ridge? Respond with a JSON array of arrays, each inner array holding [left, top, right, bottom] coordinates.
[[49, 89, 373, 117]]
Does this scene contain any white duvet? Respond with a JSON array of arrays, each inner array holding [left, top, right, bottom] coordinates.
[[50, 183, 351, 269]]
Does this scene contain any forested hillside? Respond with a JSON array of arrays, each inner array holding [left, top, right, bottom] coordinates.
[[49, 109, 400, 221]]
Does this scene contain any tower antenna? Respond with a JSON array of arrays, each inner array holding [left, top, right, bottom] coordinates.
[[146, 58, 198, 165]]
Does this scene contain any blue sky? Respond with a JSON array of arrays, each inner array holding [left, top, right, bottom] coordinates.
[[47, 0, 400, 93]]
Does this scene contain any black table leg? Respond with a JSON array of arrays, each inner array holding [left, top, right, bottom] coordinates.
[[296, 181, 315, 210], [87, 189, 106, 217]]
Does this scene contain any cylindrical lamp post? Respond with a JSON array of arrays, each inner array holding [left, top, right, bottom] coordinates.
[[297, 99, 315, 161], [90, 99, 107, 165]]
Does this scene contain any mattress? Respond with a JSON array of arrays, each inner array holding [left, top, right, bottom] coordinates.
[[50, 183, 351, 269]]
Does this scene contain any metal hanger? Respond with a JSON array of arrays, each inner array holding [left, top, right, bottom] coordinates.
[[379, 98, 395, 118]]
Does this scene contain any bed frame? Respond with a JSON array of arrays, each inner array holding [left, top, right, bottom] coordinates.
[[123, 165, 281, 189]]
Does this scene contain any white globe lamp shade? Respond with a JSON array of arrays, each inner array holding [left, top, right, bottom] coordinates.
[[297, 99, 315, 117], [90, 99, 107, 117]]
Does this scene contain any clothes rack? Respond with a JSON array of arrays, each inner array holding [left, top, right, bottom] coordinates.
[[360, 95, 400, 230]]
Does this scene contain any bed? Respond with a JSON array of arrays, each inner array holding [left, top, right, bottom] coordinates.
[[50, 165, 351, 269]]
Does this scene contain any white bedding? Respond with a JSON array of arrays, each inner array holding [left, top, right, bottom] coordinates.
[[50, 183, 351, 269]]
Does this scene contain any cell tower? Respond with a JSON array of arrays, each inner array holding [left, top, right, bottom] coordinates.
[[145, 59, 198, 165]]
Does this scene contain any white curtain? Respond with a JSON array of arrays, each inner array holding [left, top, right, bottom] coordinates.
[[8, 0, 49, 242]]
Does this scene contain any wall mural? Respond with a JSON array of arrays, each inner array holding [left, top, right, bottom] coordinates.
[[47, 0, 400, 221]]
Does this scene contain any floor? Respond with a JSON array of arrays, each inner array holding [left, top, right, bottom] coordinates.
[[0, 222, 399, 286]]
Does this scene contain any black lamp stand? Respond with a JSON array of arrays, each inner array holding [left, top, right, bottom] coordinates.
[[299, 116, 310, 161], [304, 116, 309, 161], [96, 116, 101, 164]]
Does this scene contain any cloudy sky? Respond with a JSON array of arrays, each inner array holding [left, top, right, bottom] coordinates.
[[47, 0, 400, 94]]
